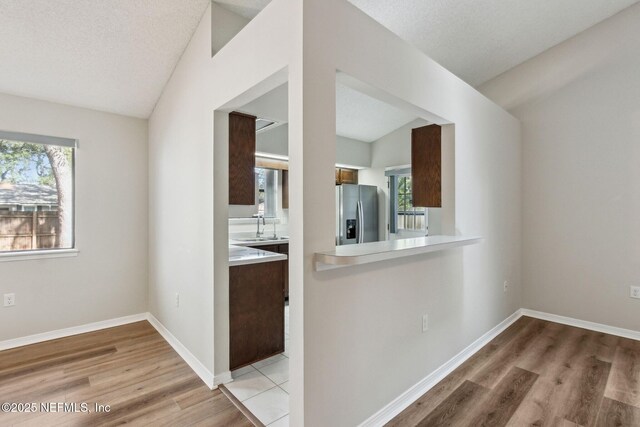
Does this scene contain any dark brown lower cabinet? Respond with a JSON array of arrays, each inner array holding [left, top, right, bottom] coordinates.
[[249, 244, 288, 300], [280, 244, 289, 300], [229, 260, 285, 371]]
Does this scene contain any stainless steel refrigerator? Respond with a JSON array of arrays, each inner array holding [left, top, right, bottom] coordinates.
[[336, 184, 379, 245]]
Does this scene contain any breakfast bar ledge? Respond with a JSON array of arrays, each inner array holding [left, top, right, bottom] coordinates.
[[314, 235, 482, 271]]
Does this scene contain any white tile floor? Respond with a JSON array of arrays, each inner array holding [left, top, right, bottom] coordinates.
[[227, 305, 290, 426]]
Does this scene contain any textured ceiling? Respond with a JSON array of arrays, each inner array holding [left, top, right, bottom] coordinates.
[[2, 0, 637, 119], [0, 0, 210, 118], [238, 82, 418, 142], [216, 0, 639, 86], [335, 84, 416, 142]]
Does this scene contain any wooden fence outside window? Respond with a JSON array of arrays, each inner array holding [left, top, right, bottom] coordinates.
[[0, 211, 59, 251]]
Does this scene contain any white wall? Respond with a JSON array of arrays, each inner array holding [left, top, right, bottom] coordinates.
[[150, 1, 520, 424], [480, 3, 640, 332], [211, 3, 249, 56], [149, 0, 295, 381], [148, 3, 217, 377], [0, 92, 148, 340], [256, 124, 289, 156], [292, 0, 522, 424], [256, 123, 372, 168], [335, 135, 371, 168], [370, 118, 428, 168]]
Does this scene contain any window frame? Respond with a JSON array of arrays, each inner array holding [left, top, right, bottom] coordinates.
[[386, 168, 427, 235], [0, 130, 78, 258]]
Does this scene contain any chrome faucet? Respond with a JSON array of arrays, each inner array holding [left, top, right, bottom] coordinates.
[[256, 214, 265, 237]]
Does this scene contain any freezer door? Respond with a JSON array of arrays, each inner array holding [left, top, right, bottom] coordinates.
[[359, 185, 379, 243], [337, 184, 359, 245]]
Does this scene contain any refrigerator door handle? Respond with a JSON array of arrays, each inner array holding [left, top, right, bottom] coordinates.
[[357, 200, 364, 244]]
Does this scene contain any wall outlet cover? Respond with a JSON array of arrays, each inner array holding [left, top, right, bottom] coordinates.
[[422, 314, 429, 332], [630, 286, 640, 299], [4, 293, 15, 307]]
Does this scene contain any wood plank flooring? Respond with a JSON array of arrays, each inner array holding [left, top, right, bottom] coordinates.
[[388, 316, 640, 427], [0, 321, 253, 427]]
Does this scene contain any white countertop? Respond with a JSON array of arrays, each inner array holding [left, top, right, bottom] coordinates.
[[229, 237, 289, 247], [229, 244, 287, 267], [314, 235, 482, 270]]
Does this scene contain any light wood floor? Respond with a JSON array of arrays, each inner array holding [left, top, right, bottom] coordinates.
[[0, 321, 253, 427], [388, 316, 640, 427]]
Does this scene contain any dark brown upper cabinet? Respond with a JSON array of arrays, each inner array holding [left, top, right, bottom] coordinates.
[[411, 124, 442, 207], [335, 167, 358, 185], [229, 111, 256, 205]]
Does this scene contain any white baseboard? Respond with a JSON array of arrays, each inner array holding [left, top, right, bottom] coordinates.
[[521, 308, 640, 341], [359, 309, 523, 427], [0, 312, 148, 351], [0, 311, 218, 391], [146, 313, 216, 389], [360, 307, 640, 426]]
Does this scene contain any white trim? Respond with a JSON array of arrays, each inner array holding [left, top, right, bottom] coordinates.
[[521, 308, 640, 341], [0, 129, 78, 148], [360, 307, 640, 426], [214, 371, 233, 386], [0, 248, 79, 262], [0, 312, 147, 351], [0, 311, 217, 391], [146, 313, 216, 389], [359, 309, 523, 427]]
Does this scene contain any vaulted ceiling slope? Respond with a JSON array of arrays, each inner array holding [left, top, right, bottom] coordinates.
[[216, 0, 639, 86], [0, 0, 210, 118], [0, 0, 637, 119]]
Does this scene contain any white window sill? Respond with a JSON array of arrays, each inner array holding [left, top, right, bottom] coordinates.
[[0, 249, 79, 262]]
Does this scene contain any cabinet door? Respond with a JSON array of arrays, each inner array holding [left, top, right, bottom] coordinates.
[[279, 244, 289, 299], [230, 261, 285, 370], [229, 112, 256, 205], [411, 124, 441, 207], [339, 168, 358, 184]]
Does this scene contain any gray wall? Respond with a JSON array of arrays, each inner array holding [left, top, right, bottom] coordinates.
[[480, 3, 640, 331], [0, 92, 148, 340]]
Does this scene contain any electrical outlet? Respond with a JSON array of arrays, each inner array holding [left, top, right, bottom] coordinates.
[[175, 293, 180, 308], [503, 281, 509, 293], [4, 293, 15, 307], [630, 286, 640, 299], [422, 314, 429, 332]]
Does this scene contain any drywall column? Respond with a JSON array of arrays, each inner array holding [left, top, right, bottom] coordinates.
[[287, 4, 337, 424], [213, 111, 230, 380]]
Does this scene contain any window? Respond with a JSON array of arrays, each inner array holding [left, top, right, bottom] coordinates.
[[256, 167, 278, 217], [0, 130, 76, 252], [388, 170, 427, 235]]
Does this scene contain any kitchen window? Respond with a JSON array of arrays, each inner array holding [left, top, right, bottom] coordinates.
[[0, 130, 76, 253], [388, 169, 427, 235], [256, 167, 278, 217]]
